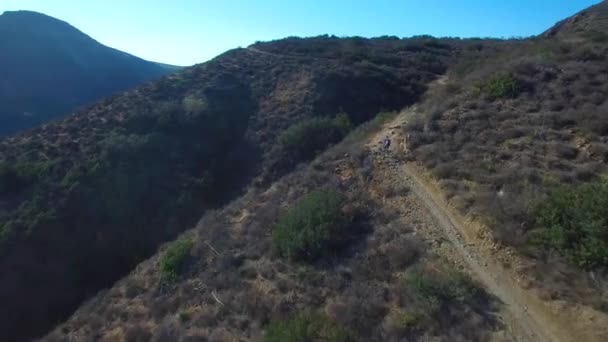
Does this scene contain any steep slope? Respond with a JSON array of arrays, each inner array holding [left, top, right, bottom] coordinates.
[[373, 109, 608, 341], [400, 0, 608, 339], [43, 3, 608, 341], [0, 36, 479, 341], [544, 0, 608, 38], [0, 10, 179, 135], [47, 112, 512, 341]]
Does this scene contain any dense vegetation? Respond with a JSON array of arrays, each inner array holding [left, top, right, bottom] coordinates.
[[0, 75, 255, 341], [0, 10, 178, 135]]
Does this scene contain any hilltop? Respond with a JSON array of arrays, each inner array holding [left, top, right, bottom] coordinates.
[[0, 10, 179, 135]]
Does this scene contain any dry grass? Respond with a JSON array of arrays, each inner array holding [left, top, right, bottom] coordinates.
[[404, 16, 608, 311]]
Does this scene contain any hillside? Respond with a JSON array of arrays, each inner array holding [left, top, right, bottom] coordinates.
[[0, 35, 488, 341], [0, 10, 179, 135], [5, 2, 608, 341]]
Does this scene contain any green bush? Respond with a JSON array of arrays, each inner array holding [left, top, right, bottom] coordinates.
[[278, 114, 353, 162], [265, 312, 351, 342], [404, 267, 481, 315], [531, 179, 608, 269], [273, 190, 350, 261], [160, 237, 194, 281], [486, 73, 520, 98]]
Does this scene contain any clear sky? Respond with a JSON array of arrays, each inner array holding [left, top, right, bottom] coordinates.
[[1, 0, 602, 66]]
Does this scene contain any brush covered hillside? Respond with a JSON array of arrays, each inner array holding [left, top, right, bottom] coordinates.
[[0, 35, 489, 341], [43, 2, 608, 340], [399, 0, 608, 337], [406, 0, 608, 283], [5, 2, 608, 341], [0, 10, 179, 136]]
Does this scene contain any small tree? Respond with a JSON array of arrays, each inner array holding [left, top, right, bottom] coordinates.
[[160, 237, 194, 281]]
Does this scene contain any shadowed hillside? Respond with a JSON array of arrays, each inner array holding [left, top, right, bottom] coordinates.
[[0, 10, 179, 135]]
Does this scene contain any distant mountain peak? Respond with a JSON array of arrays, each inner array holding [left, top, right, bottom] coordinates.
[[0, 9, 70, 24], [0, 10, 178, 135]]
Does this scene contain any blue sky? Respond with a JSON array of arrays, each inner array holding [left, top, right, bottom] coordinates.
[[1, 0, 602, 66]]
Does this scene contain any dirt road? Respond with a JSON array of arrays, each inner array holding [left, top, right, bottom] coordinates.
[[366, 105, 606, 341]]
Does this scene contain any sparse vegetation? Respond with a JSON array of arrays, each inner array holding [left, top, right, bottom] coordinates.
[[385, 265, 490, 338], [531, 178, 608, 269], [160, 237, 194, 281], [265, 312, 351, 342], [402, 1, 608, 317], [273, 189, 350, 261]]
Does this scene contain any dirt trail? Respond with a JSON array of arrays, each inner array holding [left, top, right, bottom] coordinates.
[[366, 95, 608, 341]]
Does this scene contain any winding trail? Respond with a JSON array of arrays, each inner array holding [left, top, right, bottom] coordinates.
[[366, 101, 602, 341]]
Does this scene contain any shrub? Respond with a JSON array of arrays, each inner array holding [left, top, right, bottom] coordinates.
[[486, 73, 521, 98], [265, 312, 351, 342], [403, 267, 481, 315], [278, 114, 353, 162], [160, 237, 194, 281], [273, 190, 350, 261], [530, 179, 608, 269]]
